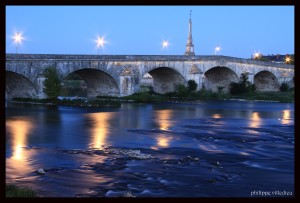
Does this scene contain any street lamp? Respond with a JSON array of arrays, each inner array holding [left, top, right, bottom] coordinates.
[[162, 40, 169, 54], [215, 45, 221, 55], [13, 32, 24, 54], [96, 36, 105, 54], [253, 52, 260, 60], [285, 56, 291, 64]]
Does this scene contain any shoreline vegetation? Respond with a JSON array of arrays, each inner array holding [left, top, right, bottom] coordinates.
[[123, 89, 294, 103], [6, 184, 37, 197], [7, 89, 294, 108]]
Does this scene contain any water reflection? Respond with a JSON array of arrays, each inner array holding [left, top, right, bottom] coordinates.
[[212, 113, 222, 119], [249, 112, 261, 128], [281, 110, 292, 125], [151, 135, 173, 150], [85, 112, 115, 149], [5, 102, 294, 197], [156, 135, 172, 147], [198, 144, 223, 153], [6, 119, 34, 160], [155, 109, 173, 130], [6, 118, 35, 178], [152, 109, 174, 149]]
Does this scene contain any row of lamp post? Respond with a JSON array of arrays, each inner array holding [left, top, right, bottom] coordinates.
[[13, 32, 291, 63], [11, 32, 223, 55]]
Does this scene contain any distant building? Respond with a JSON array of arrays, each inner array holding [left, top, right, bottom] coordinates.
[[252, 54, 293, 64], [262, 54, 287, 63]]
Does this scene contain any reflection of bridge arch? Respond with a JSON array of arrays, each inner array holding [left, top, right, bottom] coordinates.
[[63, 69, 120, 97], [146, 67, 185, 94], [254, 71, 279, 91], [204, 66, 239, 92], [6, 71, 38, 99]]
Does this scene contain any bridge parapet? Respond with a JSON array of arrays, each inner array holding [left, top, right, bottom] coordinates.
[[6, 54, 294, 69]]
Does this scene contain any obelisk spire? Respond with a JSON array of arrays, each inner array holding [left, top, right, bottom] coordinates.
[[185, 10, 195, 56]]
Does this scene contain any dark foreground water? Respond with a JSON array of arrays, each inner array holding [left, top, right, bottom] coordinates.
[[6, 101, 294, 197]]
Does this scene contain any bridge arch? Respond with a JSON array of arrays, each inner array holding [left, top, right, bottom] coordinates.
[[6, 71, 38, 99], [254, 70, 279, 91], [204, 66, 239, 92], [63, 69, 120, 97], [144, 67, 185, 94]]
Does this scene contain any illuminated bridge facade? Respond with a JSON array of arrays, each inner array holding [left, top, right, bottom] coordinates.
[[6, 54, 294, 99]]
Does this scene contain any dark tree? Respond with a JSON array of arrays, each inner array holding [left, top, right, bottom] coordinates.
[[279, 82, 289, 92], [43, 67, 61, 99], [187, 80, 198, 92], [229, 73, 255, 95]]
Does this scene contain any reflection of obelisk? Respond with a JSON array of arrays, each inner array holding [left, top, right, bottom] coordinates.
[[185, 10, 195, 56]]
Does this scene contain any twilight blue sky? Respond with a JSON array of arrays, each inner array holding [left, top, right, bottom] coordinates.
[[6, 6, 294, 58]]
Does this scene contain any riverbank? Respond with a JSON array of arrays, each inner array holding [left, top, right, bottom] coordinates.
[[9, 97, 122, 107], [122, 90, 294, 103], [7, 90, 294, 107]]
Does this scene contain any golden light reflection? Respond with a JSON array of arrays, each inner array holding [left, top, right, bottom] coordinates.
[[6, 119, 35, 179], [6, 119, 33, 160], [212, 113, 222, 119], [281, 110, 292, 125], [86, 112, 114, 149], [156, 135, 172, 148], [152, 109, 174, 148], [249, 112, 261, 128], [155, 109, 173, 130]]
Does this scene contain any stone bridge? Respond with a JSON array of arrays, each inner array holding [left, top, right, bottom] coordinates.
[[6, 54, 294, 99]]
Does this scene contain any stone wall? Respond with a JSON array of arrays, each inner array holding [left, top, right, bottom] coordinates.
[[6, 54, 294, 99]]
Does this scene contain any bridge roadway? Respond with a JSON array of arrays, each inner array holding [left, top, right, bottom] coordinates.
[[6, 54, 294, 99]]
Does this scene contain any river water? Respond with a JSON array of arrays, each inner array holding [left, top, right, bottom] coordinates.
[[5, 101, 294, 197]]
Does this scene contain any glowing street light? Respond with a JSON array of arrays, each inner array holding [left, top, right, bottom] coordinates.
[[215, 45, 221, 55], [162, 40, 169, 54], [253, 52, 261, 60], [285, 56, 291, 64], [96, 36, 105, 54], [162, 40, 169, 49], [13, 32, 24, 54]]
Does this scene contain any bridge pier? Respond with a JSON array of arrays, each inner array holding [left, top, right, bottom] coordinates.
[[198, 74, 205, 90], [37, 74, 47, 99], [247, 73, 254, 84], [187, 72, 203, 91], [187, 64, 204, 91], [120, 75, 134, 96], [278, 77, 294, 88]]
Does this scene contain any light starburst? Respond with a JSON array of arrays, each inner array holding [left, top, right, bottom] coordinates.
[[162, 40, 169, 49], [95, 36, 106, 54], [215, 45, 221, 55], [12, 32, 24, 54]]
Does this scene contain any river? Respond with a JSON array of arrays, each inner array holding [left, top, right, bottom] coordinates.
[[5, 100, 294, 197]]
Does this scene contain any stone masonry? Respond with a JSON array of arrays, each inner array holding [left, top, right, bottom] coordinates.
[[6, 54, 294, 99]]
